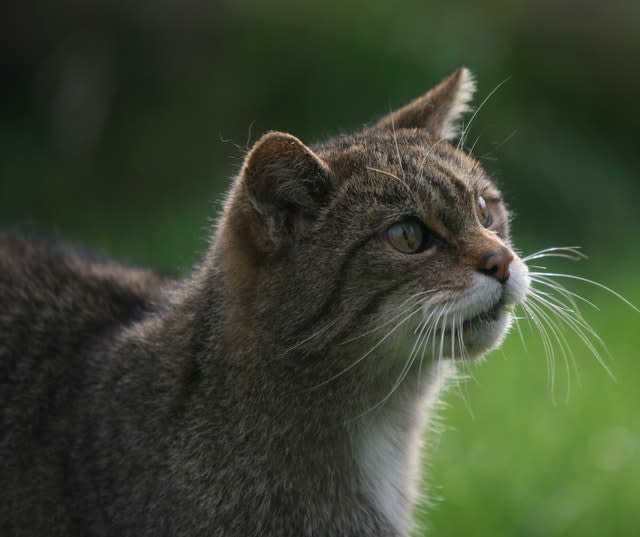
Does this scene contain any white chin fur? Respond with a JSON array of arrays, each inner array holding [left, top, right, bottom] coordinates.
[[464, 310, 513, 357]]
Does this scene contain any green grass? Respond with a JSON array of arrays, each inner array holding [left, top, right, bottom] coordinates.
[[422, 269, 640, 536]]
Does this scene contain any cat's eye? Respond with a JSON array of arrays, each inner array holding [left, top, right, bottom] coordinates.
[[477, 195, 493, 228], [387, 220, 426, 254]]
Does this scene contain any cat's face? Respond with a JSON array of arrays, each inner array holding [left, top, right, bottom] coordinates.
[[322, 129, 529, 361], [219, 68, 529, 379]]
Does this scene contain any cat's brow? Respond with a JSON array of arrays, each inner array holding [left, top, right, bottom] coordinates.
[[428, 161, 472, 200], [413, 166, 471, 233]]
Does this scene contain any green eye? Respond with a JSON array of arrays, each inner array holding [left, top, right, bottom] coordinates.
[[387, 220, 425, 254]]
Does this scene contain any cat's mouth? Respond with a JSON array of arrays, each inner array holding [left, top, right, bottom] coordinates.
[[434, 299, 507, 333], [429, 299, 513, 358], [463, 300, 508, 330]]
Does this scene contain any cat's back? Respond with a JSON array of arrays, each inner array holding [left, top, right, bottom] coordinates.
[[0, 233, 171, 535], [0, 232, 170, 419], [0, 232, 169, 356]]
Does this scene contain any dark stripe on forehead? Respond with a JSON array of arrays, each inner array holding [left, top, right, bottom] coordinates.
[[418, 164, 472, 233], [421, 172, 454, 200], [418, 169, 459, 210], [335, 178, 411, 210], [430, 161, 472, 201]]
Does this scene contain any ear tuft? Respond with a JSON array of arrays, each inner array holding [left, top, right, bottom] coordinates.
[[375, 67, 477, 141], [440, 67, 476, 139]]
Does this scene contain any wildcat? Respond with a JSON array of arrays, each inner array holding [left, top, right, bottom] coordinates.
[[0, 67, 530, 536]]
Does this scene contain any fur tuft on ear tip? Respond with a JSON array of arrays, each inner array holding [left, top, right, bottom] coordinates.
[[441, 67, 476, 139], [375, 66, 478, 142]]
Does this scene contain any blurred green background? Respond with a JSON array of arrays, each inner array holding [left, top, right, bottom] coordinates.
[[2, 1, 639, 535]]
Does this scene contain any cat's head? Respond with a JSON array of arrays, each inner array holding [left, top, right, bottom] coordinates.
[[218, 67, 529, 377]]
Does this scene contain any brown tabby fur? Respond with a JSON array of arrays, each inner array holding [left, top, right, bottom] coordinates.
[[0, 68, 527, 536]]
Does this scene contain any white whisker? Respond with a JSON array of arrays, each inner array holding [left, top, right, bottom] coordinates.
[[528, 290, 614, 380], [414, 307, 440, 393], [529, 272, 639, 313], [389, 114, 406, 180], [523, 246, 586, 263], [519, 301, 557, 397], [519, 247, 637, 395], [525, 298, 575, 401], [478, 128, 518, 160], [366, 166, 414, 200], [458, 76, 510, 150], [513, 310, 528, 352], [309, 300, 425, 391], [285, 317, 340, 353], [530, 274, 599, 311], [340, 290, 436, 345]]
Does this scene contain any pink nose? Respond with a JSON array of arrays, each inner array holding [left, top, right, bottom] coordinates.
[[479, 250, 514, 283]]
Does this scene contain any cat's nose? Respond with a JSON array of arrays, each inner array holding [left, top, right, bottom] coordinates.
[[478, 250, 514, 283]]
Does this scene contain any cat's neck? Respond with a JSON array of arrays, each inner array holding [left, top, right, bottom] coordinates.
[[159, 261, 450, 535], [166, 247, 450, 417]]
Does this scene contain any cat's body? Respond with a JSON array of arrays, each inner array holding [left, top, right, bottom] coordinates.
[[0, 68, 530, 536]]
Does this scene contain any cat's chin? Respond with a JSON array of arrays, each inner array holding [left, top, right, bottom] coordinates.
[[460, 302, 513, 358], [430, 302, 514, 360]]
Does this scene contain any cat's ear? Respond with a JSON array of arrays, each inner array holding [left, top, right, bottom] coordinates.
[[374, 67, 476, 141], [238, 131, 331, 252]]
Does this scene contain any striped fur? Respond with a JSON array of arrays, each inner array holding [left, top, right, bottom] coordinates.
[[0, 68, 528, 536]]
